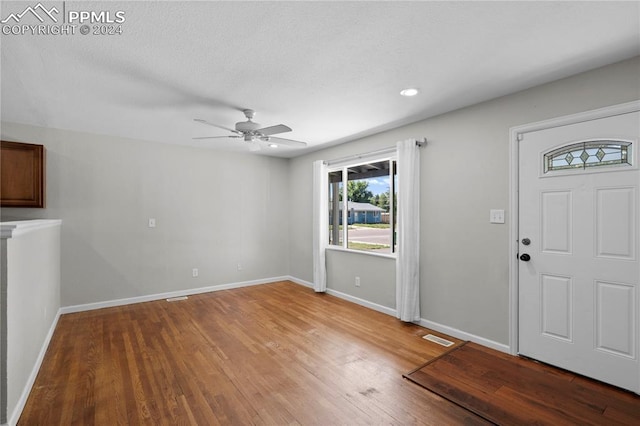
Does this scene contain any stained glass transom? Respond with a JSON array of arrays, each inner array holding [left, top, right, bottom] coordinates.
[[544, 140, 631, 173]]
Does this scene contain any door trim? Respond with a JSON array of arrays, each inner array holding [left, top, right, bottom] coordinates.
[[508, 100, 640, 356]]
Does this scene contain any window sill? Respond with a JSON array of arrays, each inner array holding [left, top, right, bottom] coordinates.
[[325, 245, 396, 260]]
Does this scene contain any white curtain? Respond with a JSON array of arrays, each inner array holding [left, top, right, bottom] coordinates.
[[396, 139, 421, 322], [312, 160, 328, 292]]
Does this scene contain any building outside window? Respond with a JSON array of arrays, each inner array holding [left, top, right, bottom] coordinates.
[[328, 158, 397, 254]]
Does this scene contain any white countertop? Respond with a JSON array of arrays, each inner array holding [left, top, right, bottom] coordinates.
[[0, 219, 62, 238]]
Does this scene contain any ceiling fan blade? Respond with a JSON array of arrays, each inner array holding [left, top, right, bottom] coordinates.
[[265, 137, 307, 147], [257, 124, 292, 136], [192, 135, 241, 140], [194, 119, 241, 134]]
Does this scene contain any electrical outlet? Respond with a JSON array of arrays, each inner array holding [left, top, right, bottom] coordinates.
[[237, 263, 243, 271], [489, 209, 505, 224], [192, 268, 198, 277], [355, 276, 361, 287]]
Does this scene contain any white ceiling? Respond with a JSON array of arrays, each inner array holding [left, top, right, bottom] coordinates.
[[1, 1, 639, 158]]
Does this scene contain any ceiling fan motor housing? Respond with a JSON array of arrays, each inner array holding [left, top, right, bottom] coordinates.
[[236, 120, 261, 133]]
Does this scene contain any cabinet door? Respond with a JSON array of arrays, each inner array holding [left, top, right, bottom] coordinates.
[[0, 141, 45, 208]]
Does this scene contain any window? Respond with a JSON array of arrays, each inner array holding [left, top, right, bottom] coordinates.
[[544, 140, 631, 173], [328, 157, 397, 254]]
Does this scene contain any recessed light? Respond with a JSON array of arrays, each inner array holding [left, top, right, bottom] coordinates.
[[400, 88, 419, 97], [268, 143, 278, 148]]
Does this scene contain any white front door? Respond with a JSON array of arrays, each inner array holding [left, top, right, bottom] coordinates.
[[518, 111, 640, 393]]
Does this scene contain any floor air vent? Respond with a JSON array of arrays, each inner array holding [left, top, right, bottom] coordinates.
[[422, 334, 455, 347], [166, 296, 189, 302]]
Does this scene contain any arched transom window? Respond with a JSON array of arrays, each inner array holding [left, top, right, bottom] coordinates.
[[543, 140, 632, 173]]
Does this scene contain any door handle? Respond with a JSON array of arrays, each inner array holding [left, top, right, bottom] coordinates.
[[519, 253, 531, 262]]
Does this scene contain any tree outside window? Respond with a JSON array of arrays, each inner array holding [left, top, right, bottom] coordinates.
[[328, 159, 397, 254]]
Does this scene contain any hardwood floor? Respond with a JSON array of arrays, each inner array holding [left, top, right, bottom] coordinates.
[[406, 342, 640, 425], [19, 281, 485, 425], [18, 281, 639, 425]]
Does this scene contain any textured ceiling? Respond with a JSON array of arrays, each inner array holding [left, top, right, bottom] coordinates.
[[1, 1, 639, 157]]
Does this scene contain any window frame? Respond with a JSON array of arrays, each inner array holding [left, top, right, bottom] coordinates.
[[326, 154, 397, 258]]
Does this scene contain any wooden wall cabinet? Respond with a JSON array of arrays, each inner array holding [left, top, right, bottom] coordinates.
[[0, 141, 45, 208]]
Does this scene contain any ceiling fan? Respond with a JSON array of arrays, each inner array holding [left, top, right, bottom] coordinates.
[[194, 109, 307, 150]]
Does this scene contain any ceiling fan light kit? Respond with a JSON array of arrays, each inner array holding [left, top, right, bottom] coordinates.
[[194, 109, 307, 151], [400, 88, 419, 97]]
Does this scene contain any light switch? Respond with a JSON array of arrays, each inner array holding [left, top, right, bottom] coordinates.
[[148, 218, 156, 228], [490, 209, 505, 224]]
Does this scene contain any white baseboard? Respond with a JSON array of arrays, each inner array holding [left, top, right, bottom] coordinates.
[[286, 276, 509, 353], [326, 288, 397, 317], [9, 310, 61, 426], [59, 276, 291, 314], [286, 276, 313, 288], [286, 276, 397, 317], [418, 318, 510, 353]]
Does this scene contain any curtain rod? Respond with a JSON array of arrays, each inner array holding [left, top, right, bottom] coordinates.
[[324, 138, 426, 166]]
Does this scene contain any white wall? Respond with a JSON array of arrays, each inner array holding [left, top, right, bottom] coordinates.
[[326, 249, 395, 308], [0, 126, 290, 307], [288, 56, 640, 346], [1, 57, 638, 352], [1, 221, 61, 425]]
